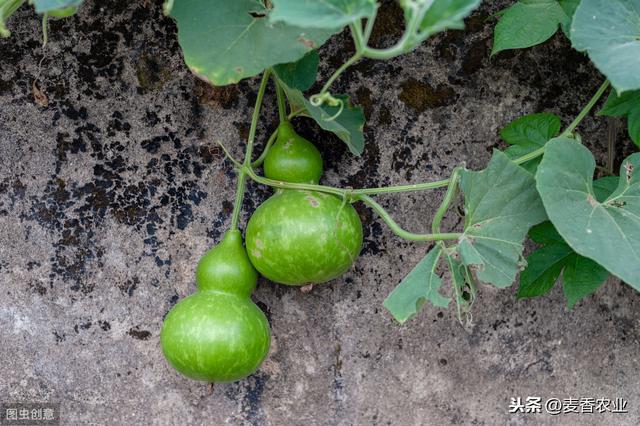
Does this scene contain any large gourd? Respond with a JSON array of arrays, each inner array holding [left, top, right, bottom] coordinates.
[[247, 122, 363, 286]]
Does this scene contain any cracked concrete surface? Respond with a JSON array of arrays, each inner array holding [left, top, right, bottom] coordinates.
[[1, 1, 639, 425]]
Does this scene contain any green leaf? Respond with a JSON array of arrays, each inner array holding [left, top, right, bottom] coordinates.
[[599, 90, 640, 116], [492, 0, 570, 55], [273, 50, 319, 92], [502, 114, 562, 153], [519, 238, 610, 307], [457, 150, 547, 287], [598, 90, 640, 147], [528, 221, 564, 244], [501, 113, 562, 172], [518, 243, 573, 298], [562, 254, 610, 308], [269, 0, 377, 29], [521, 177, 617, 307], [558, 0, 580, 36], [383, 245, 449, 323], [31, 0, 82, 13], [169, 0, 336, 85], [571, 0, 640, 93], [630, 109, 640, 145], [416, 0, 483, 36], [536, 137, 640, 290], [284, 86, 365, 155], [593, 176, 620, 202]]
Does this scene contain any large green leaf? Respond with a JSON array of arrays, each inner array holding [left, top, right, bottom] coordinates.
[[169, 0, 336, 85], [273, 50, 319, 92], [32, 0, 82, 13], [571, 0, 640, 93], [383, 245, 449, 323], [536, 138, 640, 290], [269, 0, 377, 29], [599, 89, 640, 147], [517, 241, 574, 298], [519, 178, 615, 307], [562, 254, 610, 308], [416, 0, 483, 36], [492, 0, 571, 55], [529, 220, 564, 244], [518, 221, 610, 307], [501, 113, 561, 172], [457, 150, 547, 287], [284, 86, 365, 155]]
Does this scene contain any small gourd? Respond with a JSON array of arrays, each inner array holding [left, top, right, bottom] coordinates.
[[160, 230, 271, 382], [264, 121, 323, 184]]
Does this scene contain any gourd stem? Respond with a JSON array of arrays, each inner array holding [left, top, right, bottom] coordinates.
[[243, 162, 450, 194], [362, 9, 377, 44], [42, 13, 48, 46], [361, 1, 422, 60], [215, 140, 242, 168], [319, 51, 362, 96], [230, 70, 271, 230], [274, 75, 287, 123], [431, 166, 462, 234], [241, 166, 460, 242], [561, 79, 610, 137], [357, 195, 461, 241], [515, 79, 610, 166], [251, 129, 278, 168], [317, 23, 365, 96], [244, 166, 346, 197]]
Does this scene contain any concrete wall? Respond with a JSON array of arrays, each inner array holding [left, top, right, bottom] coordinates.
[[1, 1, 638, 425]]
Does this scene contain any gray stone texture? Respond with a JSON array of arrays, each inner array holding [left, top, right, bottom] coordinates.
[[0, 1, 638, 425]]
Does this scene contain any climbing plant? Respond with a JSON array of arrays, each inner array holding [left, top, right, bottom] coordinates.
[[2, 0, 640, 330]]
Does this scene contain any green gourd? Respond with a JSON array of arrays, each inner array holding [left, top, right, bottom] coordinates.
[[263, 121, 323, 184], [246, 189, 363, 285], [249, 122, 362, 286], [160, 230, 271, 382]]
